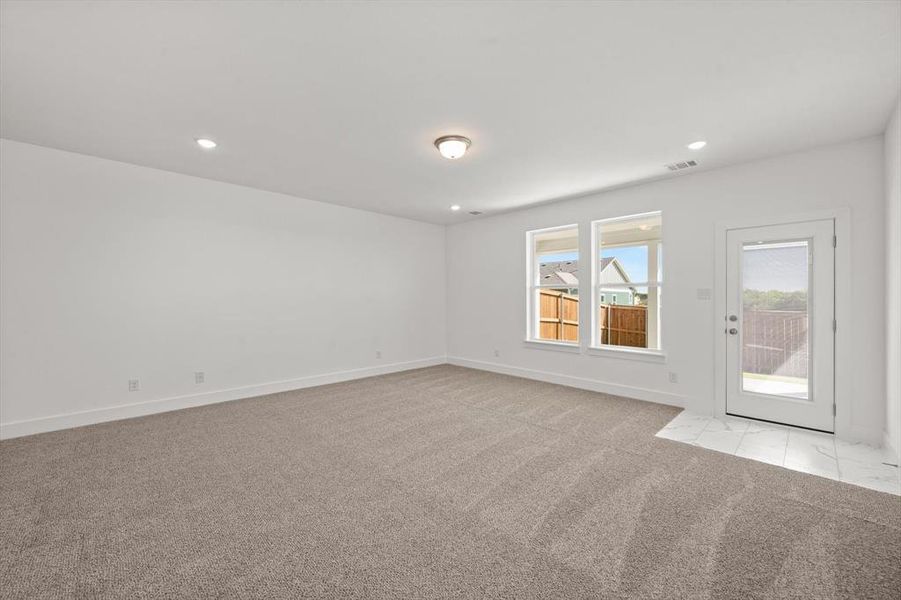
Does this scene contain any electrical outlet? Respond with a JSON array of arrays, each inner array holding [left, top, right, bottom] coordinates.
[[668, 372, 678, 384], [128, 379, 140, 392], [375, 350, 382, 359], [494, 349, 500, 357], [194, 371, 205, 384]]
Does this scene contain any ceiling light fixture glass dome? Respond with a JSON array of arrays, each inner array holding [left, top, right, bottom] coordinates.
[[435, 135, 471, 160]]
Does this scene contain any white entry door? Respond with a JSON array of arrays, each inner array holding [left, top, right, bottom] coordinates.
[[725, 219, 835, 432]]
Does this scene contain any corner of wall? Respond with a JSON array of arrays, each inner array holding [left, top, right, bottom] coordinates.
[[442, 223, 451, 359], [884, 95, 901, 460]]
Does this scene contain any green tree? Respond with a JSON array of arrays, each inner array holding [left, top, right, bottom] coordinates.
[[743, 289, 807, 311]]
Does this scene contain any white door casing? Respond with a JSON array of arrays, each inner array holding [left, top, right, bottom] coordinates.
[[725, 219, 835, 432]]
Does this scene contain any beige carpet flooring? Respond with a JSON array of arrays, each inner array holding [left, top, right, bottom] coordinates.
[[1, 365, 899, 599]]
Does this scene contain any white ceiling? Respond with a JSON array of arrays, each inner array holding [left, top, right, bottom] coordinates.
[[2, 1, 899, 224]]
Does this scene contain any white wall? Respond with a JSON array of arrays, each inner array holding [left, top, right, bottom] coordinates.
[[0, 139, 446, 438], [1, 135, 892, 446], [885, 97, 901, 461], [447, 137, 886, 444]]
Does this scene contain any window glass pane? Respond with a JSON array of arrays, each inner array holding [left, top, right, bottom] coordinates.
[[536, 287, 579, 342], [597, 213, 661, 282], [597, 285, 660, 349], [594, 213, 662, 349], [533, 227, 579, 285], [539, 258, 579, 287], [741, 241, 809, 399], [529, 226, 579, 343], [600, 244, 647, 283]]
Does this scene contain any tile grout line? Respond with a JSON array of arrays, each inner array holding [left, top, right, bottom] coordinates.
[[833, 438, 842, 480], [679, 413, 709, 446], [781, 430, 790, 467], [696, 416, 714, 438], [734, 427, 749, 457]]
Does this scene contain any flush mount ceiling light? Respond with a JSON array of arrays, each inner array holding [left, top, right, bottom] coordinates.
[[435, 135, 471, 160], [687, 140, 707, 150], [195, 138, 217, 149], [450, 204, 462, 211]]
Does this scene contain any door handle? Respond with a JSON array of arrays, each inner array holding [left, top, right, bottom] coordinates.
[[728, 328, 738, 335]]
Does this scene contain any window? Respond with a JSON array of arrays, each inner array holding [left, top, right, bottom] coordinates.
[[527, 224, 579, 344], [592, 212, 662, 351]]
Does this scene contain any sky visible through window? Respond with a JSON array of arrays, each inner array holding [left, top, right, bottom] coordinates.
[[540, 245, 803, 291], [603, 246, 648, 282], [540, 246, 650, 283]]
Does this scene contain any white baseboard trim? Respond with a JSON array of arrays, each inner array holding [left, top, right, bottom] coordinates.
[[447, 356, 686, 408], [0, 356, 447, 440]]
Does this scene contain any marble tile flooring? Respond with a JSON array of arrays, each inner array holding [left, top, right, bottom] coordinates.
[[656, 411, 901, 495]]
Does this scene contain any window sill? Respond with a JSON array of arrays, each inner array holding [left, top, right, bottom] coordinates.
[[586, 346, 667, 363], [523, 339, 581, 353]]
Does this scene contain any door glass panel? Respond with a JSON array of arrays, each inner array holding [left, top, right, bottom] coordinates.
[[741, 240, 810, 400]]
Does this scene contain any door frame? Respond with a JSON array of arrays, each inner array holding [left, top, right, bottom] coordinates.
[[714, 208, 851, 438]]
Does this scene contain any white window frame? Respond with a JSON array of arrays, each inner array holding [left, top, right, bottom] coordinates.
[[590, 211, 664, 358], [525, 224, 580, 347]]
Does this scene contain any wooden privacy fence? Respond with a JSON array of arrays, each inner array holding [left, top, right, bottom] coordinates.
[[598, 304, 647, 348], [742, 309, 808, 378], [538, 289, 579, 342], [539, 290, 648, 347]]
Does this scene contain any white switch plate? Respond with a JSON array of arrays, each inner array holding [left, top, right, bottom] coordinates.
[[194, 372, 205, 384], [128, 379, 139, 392], [697, 288, 712, 300]]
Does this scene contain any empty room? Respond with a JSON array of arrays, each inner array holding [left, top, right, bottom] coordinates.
[[1, 1, 900, 598]]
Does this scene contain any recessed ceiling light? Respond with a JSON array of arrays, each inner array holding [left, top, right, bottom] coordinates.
[[687, 140, 707, 150], [435, 135, 471, 160], [450, 204, 462, 211], [195, 138, 217, 149]]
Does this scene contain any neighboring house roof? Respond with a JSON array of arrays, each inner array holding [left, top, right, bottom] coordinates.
[[538, 257, 634, 286], [539, 260, 578, 286], [599, 257, 616, 275], [597, 257, 633, 286]]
